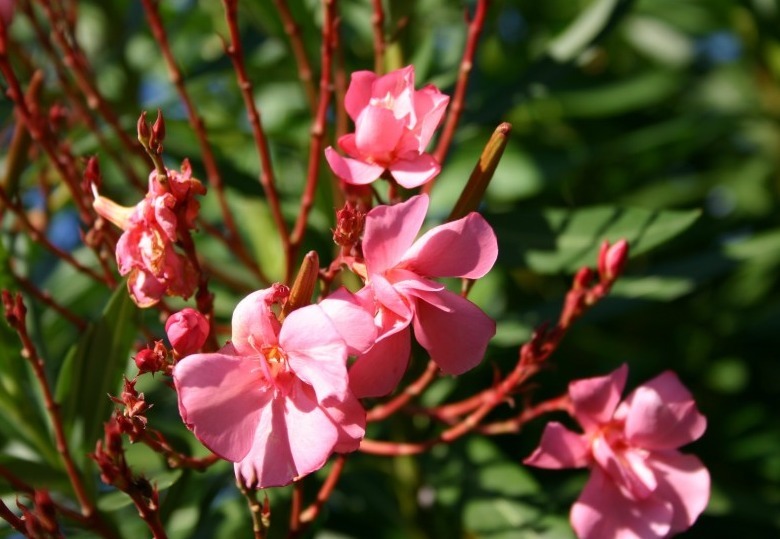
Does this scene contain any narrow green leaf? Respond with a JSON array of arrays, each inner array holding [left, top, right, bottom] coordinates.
[[547, 0, 634, 62], [492, 206, 700, 273], [55, 285, 139, 458]]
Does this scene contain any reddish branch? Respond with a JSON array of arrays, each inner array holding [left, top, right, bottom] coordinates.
[[367, 360, 439, 422], [271, 0, 318, 114], [222, 0, 291, 276], [289, 0, 338, 281], [371, 0, 386, 74], [426, 0, 490, 194], [291, 455, 347, 538]]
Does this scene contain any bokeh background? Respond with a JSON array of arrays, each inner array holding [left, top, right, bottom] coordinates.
[[2, 0, 780, 537]]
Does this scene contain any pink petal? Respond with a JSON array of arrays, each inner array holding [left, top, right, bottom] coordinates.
[[371, 65, 415, 120], [324, 147, 385, 185], [234, 381, 338, 488], [411, 85, 449, 150], [355, 106, 405, 159], [370, 273, 414, 322], [363, 194, 428, 273], [349, 328, 411, 398], [281, 304, 349, 402], [411, 288, 494, 375], [345, 70, 378, 121], [571, 467, 673, 539], [127, 269, 166, 308], [388, 153, 441, 188], [321, 391, 367, 453], [569, 364, 628, 432], [523, 422, 589, 469], [646, 451, 710, 534], [623, 371, 707, 450], [231, 287, 283, 356], [173, 352, 269, 462], [398, 212, 498, 279], [592, 435, 656, 501], [318, 288, 378, 355]]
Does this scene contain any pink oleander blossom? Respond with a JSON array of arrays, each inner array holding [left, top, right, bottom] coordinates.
[[325, 65, 449, 188], [92, 160, 204, 307], [173, 285, 372, 488], [166, 308, 209, 356], [349, 194, 498, 397], [524, 364, 710, 539]]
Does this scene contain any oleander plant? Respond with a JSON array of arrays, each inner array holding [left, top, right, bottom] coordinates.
[[1, 1, 779, 538]]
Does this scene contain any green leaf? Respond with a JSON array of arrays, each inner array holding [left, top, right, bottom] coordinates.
[[492, 206, 700, 273], [54, 285, 139, 459], [547, 0, 634, 62]]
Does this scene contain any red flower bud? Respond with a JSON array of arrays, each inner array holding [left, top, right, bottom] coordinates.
[[598, 239, 629, 281], [134, 341, 167, 374], [333, 202, 366, 248], [165, 308, 209, 356]]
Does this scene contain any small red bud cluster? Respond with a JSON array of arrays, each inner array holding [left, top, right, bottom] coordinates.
[[16, 491, 61, 539], [333, 202, 366, 252], [109, 377, 151, 442], [134, 340, 169, 375]]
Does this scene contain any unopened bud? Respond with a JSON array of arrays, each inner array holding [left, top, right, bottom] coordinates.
[[598, 239, 629, 281], [281, 251, 319, 320], [151, 109, 165, 153], [165, 309, 209, 356], [83, 156, 101, 193], [137, 111, 150, 146], [573, 267, 594, 291], [134, 341, 167, 374], [333, 203, 365, 248], [33, 491, 59, 534]]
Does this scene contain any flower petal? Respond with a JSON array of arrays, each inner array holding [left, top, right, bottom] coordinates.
[[325, 147, 385, 185], [647, 451, 710, 534], [345, 70, 378, 121], [355, 106, 405, 159], [571, 467, 673, 539], [318, 287, 378, 355], [231, 287, 284, 355], [234, 381, 338, 488], [569, 364, 628, 432], [623, 371, 707, 450], [412, 85, 449, 150], [523, 422, 589, 469], [592, 435, 656, 501], [398, 212, 498, 279], [173, 352, 269, 462], [411, 289, 494, 375], [282, 304, 349, 402], [363, 194, 429, 273], [349, 328, 411, 398], [388, 153, 441, 188], [321, 392, 367, 453]]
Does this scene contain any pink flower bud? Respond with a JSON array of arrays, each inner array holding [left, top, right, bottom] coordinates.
[[333, 202, 365, 248], [597, 239, 629, 281], [166, 308, 209, 356]]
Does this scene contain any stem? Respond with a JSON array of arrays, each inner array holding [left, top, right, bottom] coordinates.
[[426, 0, 490, 194], [271, 0, 318, 114], [237, 480, 269, 539], [288, 481, 303, 536], [371, 0, 386, 74], [292, 455, 347, 537], [367, 360, 438, 422], [0, 499, 26, 535], [222, 0, 291, 277], [289, 0, 337, 280]]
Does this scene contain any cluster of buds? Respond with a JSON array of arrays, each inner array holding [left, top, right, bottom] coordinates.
[[109, 377, 151, 442], [561, 239, 629, 328], [333, 202, 366, 254], [16, 491, 61, 539], [134, 340, 169, 375]]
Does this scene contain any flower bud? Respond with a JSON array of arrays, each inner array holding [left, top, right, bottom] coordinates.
[[333, 203, 365, 248], [134, 341, 167, 374], [165, 308, 209, 356], [137, 111, 150, 146], [598, 239, 629, 281]]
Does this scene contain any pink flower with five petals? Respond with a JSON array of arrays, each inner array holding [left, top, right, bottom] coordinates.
[[349, 194, 498, 397], [173, 285, 372, 488], [325, 65, 449, 188], [524, 364, 710, 539]]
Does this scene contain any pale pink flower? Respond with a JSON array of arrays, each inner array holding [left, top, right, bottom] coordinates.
[[166, 308, 209, 356], [173, 285, 372, 488], [525, 365, 710, 539], [92, 161, 203, 307], [325, 65, 449, 188], [349, 194, 498, 397]]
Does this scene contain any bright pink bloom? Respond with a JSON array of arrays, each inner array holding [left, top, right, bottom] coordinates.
[[173, 285, 371, 488], [525, 365, 710, 539], [325, 65, 449, 188], [166, 308, 209, 356], [350, 194, 498, 397], [92, 160, 204, 307]]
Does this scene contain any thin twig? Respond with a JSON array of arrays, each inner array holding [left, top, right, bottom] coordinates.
[[271, 0, 318, 114], [371, 0, 386, 74], [366, 360, 438, 422]]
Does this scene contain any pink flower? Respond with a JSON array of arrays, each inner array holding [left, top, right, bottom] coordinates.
[[173, 285, 371, 488], [325, 65, 449, 188], [349, 194, 498, 397], [92, 161, 203, 307], [524, 365, 710, 539], [166, 308, 209, 356]]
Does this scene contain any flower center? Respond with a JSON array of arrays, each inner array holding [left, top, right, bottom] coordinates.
[[369, 91, 395, 110]]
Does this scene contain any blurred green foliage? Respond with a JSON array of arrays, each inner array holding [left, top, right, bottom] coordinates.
[[2, 0, 780, 537]]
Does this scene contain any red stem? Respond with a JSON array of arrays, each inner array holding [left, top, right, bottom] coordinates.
[[371, 0, 386, 74], [289, 0, 337, 280], [222, 0, 291, 277], [293, 455, 347, 537], [426, 0, 490, 194], [271, 0, 318, 114], [367, 360, 438, 422]]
